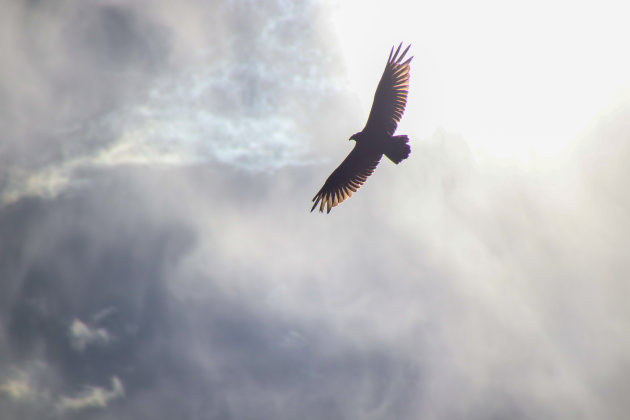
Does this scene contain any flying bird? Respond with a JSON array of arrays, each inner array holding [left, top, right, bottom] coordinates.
[[311, 43, 413, 213]]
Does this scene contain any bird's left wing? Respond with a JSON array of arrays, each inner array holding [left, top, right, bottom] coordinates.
[[311, 146, 381, 213], [363, 43, 413, 136]]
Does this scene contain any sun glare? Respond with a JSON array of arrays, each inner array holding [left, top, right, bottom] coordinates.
[[328, 0, 630, 165]]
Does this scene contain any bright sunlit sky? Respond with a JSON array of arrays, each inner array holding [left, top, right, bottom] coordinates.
[[330, 0, 630, 161], [2, 1, 630, 419]]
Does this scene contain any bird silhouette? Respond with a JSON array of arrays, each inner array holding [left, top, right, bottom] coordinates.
[[311, 43, 412, 213]]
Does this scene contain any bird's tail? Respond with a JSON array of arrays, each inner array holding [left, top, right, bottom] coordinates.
[[384, 135, 411, 164]]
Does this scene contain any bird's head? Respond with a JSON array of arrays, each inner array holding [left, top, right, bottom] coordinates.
[[349, 132, 362, 142]]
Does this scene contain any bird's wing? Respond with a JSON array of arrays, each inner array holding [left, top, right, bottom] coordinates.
[[311, 146, 381, 213], [363, 43, 413, 136]]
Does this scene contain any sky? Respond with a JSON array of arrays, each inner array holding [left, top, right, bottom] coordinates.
[[1, 0, 630, 419]]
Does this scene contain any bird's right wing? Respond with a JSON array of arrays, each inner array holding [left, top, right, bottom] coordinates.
[[363, 43, 413, 136], [311, 146, 381, 213]]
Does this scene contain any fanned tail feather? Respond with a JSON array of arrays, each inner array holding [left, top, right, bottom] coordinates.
[[384, 135, 410, 164]]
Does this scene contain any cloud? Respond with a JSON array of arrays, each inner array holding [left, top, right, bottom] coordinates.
[[0, 372, 34, 401], [57, 376, 124, 412], [0, 363, 57, 418], [2, 0, 630, 419], [68, 318, 112, 352], [2, 124, 630, 419], [0, 0, 343, 205]]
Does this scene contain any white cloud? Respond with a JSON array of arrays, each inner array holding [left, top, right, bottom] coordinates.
[[0, 364, 54, 407], [0, 373, 34, 401], [69, 318, 112, 352], [57, 376, 124, 412]]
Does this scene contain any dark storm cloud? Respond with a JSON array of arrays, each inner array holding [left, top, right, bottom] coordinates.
[[0, 0, 167, 166], [0, 170, 195, 409], [0, 0, 169, 205], [0, 165, 426, 419]]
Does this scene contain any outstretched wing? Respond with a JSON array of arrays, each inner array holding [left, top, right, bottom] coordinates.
[[311, 145, 381, 213], [363, 43, 413, 136]]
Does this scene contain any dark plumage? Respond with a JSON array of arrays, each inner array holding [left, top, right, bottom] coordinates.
[[311, 43, 413, 213]]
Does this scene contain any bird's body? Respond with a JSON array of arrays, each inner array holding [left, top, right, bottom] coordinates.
[[311, 43, 413, 213]]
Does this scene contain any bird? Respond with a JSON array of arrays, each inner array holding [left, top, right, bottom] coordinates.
[[311, 43, 413, 213]]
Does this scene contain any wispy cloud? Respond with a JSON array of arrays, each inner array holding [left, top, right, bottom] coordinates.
[[68, 318, 112, 352], [57, 376, 124, 412], [0, 0, 340, 205]]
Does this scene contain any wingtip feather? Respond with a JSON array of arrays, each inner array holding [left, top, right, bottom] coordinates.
[[399, 44, 411, 62], [391, 43, 402, 63]]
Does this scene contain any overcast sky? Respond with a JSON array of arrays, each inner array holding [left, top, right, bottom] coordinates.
[[2, 0, 630, 419]]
